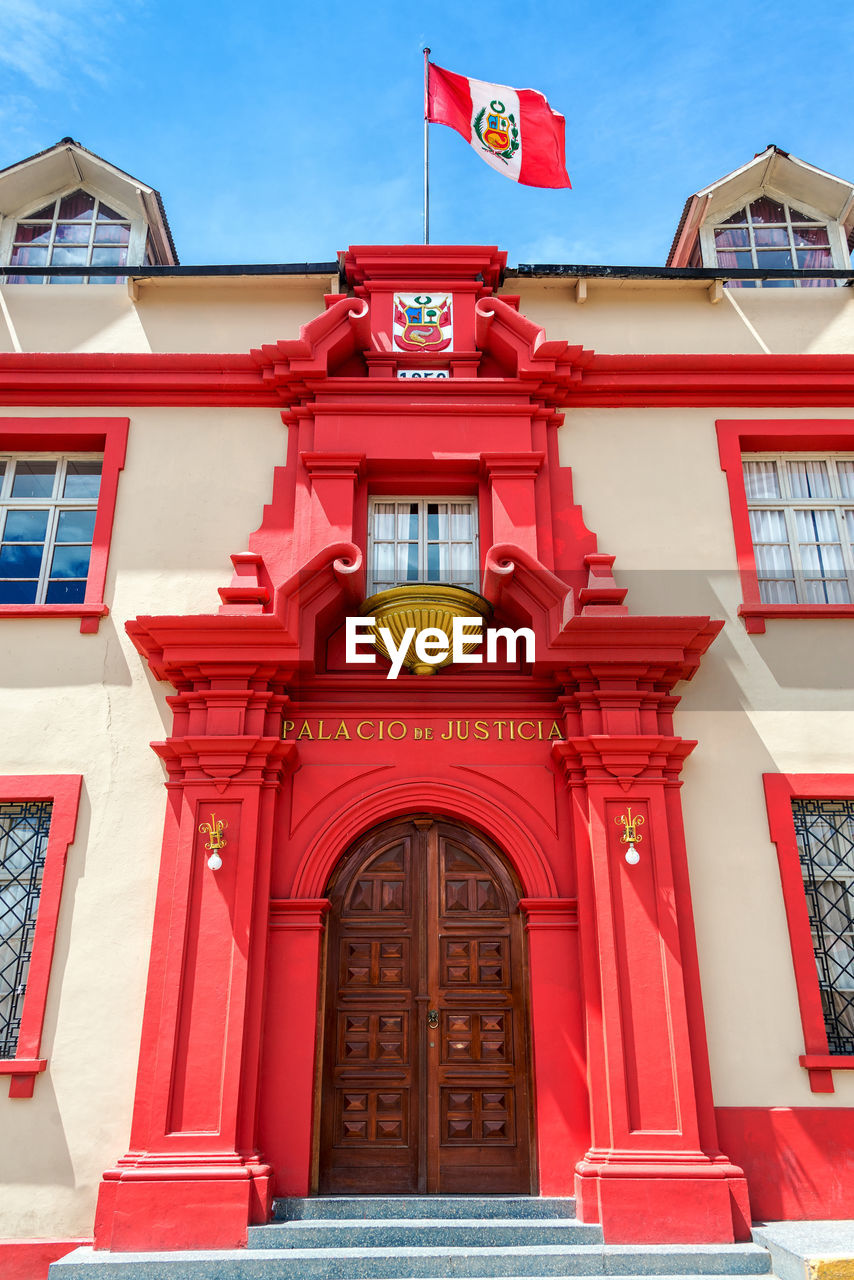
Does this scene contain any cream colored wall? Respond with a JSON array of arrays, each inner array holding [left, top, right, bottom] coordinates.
[[0, 405, 286, 1240], [509, 278, 854, 354], [0, 278, 333, 354], [559, 406, 854, 1109]]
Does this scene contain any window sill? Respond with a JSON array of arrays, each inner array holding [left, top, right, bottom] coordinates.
[[799, 1053, 854, 1094], [739, 603, 854, 634], [0, 1057, 48, 1098], [0, 603, 109, 634]]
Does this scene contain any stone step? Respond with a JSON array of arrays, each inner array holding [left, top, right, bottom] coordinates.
[[51, 1242, 773, 1279], [249, 1217, 602, 1248], [275, 1196, 579, 1220]]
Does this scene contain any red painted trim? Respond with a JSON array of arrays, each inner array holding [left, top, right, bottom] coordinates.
[[0, 418, 128, 634], [4, 351, 854, 408], [0, 775, 82, 1097], [763, 772, 854, 1093], [0, 1239, 90, 1280], [715, 1106, 854, 1220], [800, 1054, 854, 1069], [717, 419, 854, 633]]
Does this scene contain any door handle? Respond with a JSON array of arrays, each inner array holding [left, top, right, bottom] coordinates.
[[427, 1009, 439, 1028]]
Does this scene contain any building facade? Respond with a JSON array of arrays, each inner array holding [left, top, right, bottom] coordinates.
[[1, 140, 854, 1277]]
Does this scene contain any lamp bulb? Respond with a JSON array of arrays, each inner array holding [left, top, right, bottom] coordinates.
[[625, 845, 640, 865], [207, 852, 223, 871]]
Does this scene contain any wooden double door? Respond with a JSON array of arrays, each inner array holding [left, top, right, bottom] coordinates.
[[318, 817, 533, 1194]]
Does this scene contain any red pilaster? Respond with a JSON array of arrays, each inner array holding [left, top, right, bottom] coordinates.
[[258, 899, 330, 1196], [94, 677, 295, 1252], [519, 898, 590, 1193], [555, 730, 748, 1242], [481, 453, 544, 559]]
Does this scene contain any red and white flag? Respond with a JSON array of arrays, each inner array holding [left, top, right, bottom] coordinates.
[[426, 61, 570, 189]]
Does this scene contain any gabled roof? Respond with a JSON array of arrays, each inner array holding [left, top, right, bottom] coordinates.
[[0, 137, 178, 265], [668, 145, 854, 267]]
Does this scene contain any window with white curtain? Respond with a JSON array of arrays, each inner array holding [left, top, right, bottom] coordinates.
[[367, 498, 478, 595], [743, 454, 854, 604]]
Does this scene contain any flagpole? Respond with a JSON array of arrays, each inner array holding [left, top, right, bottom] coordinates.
[[423, 46, 430, 245]]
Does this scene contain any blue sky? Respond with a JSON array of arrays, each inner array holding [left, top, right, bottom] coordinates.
[[1, 0, 853, 268]]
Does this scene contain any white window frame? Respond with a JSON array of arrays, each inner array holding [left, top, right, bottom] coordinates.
[[0, 454, 103, 605], [699, 190, 851, 285], [743, 452, 854, 604], [367, 496, 479, 596], [0, 185, 147, 282]]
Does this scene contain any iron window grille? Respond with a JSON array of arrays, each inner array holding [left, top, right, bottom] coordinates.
[[742, 453, 854, 605], [0, 455, 103, 605], [792, 798, 854, 1055], [0, 801, 53, 1058], [367, 497, 479, 595]]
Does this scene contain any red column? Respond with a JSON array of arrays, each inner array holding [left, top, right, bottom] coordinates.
[[556, 734, 749, 1243], [519, 898, 589, 1194], [258, 899, 330, 1196], [94, 675, 295, 1252]]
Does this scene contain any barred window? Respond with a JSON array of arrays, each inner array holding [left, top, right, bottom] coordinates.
[[367, 498, 478, 595], [0, 801, 53, 1058], [0, 455, 102, 604], [792, 798, 854, 1055], [743, 454, 854, 605]]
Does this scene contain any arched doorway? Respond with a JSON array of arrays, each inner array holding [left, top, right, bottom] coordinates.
[[318, 816, 534, 1194]]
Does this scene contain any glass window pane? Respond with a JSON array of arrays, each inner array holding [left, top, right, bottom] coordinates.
[[56, 509, 96, 542], [717, 250, 754, 269], [0, 543, 45, 576], [797, 249, 833, 269], [397, 541, 418, 582], [754, 228, 790, 247], [24, 202, 58, 222], [749, 507, 788, 541], [789, 208, 820, 223], [800, 542, 844, 574], [54, 223, 90, 245], [49, 545, 91, 579], [63, 462, 101, 498], [793, 226, 830, 247], [95, 201, 126, 221], [721, 207, 748, 224], [93, 224, 130, 245], [2, 509, 49, 542], [11, 461, 56, 498], [373, 542, 393, 581], [13, 224, 52, 245], [0, 579, 38, 603], [58, 191, 95, 221], [372, 503, 395, 540], [90, 246, 128, 268], [788, 460, 831, 499], [10, 245, 49, 266], [45, 579, 86, 603], [397, 504, 419, 541], [449, 503, 473, 540], [427, 542, 448, 581], [427, 502, 448, 541], [754, 543, 794, 575], [715, 228, 750, 248], [50, 245, 89, 267], [755, 248, 793, 269], [744, 460, 780, 499], [749, 196, 786, 223], [451, 542, 474, 582], [794, 508, 838, 541], [758, 578, 797, 604]]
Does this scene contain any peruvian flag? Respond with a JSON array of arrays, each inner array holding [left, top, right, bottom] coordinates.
[[427, 61, 570, 189]]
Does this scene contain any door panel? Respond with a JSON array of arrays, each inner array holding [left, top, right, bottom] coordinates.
[[319, 818, 532, 1194]]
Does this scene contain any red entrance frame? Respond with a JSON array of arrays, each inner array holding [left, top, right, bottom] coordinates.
[[0, 774, 82, 1097], [763, 772, 854, 1093]]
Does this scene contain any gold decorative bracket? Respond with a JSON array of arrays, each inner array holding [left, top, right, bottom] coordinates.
[[199, 813, 228, 870], [616, 806, 644, 865]]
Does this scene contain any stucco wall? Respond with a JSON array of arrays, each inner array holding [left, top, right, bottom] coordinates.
[[0, 405, 285, 1238], [559, 405, 854, 1110]]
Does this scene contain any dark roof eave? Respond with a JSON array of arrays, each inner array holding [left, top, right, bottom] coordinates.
[[508, 263, 854, 283]]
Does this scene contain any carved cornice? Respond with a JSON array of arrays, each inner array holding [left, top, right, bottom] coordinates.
[[152, 736, 297, 787], [552, 735, 696, 788]]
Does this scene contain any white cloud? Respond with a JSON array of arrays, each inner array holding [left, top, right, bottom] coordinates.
[[0, 0, 133, 89]]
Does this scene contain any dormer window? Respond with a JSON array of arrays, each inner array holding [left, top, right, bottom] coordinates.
[[710, 197, 834, 287], [8, 190, 132, 284]]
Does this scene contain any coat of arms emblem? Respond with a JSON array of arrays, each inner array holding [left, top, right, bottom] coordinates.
[[473, 99, 519, 164], [393, 293, 453, 353]]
